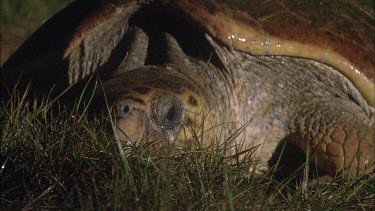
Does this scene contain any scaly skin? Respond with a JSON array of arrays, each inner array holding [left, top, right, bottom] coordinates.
[[291, 99, 374, 177]]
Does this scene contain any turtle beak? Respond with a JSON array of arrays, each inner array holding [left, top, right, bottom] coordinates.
[[162, 129, 178, 143], [115, 114, 182, 145]]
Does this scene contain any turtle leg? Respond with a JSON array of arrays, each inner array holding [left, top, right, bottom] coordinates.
[[289, 98, 374, 178]]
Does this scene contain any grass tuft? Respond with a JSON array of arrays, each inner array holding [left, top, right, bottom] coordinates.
[[1, 87, 374, 210]]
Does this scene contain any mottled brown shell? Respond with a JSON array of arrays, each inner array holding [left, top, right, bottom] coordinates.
[[4, 0, 372, 106], [171, 0, 375, 106]]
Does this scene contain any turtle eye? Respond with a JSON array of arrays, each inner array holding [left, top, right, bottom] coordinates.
[[123, 105, 130, 114], [116, 103, 133, 118]]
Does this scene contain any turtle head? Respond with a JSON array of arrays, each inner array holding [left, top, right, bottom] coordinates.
[[104, 66, 208, 146], [114, 91, 186, 143]]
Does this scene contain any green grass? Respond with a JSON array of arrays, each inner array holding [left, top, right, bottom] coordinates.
[[362, 0, 375, 7], [0, 88, 374, 210]]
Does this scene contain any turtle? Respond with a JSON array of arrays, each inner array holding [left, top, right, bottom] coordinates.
[[1, 0, 374, 179]]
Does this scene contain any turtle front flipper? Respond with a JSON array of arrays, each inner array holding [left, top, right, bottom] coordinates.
[[288, 98, 374, 178]]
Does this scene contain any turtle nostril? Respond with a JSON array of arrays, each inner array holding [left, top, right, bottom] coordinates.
[[166, 106, 176, 121]]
